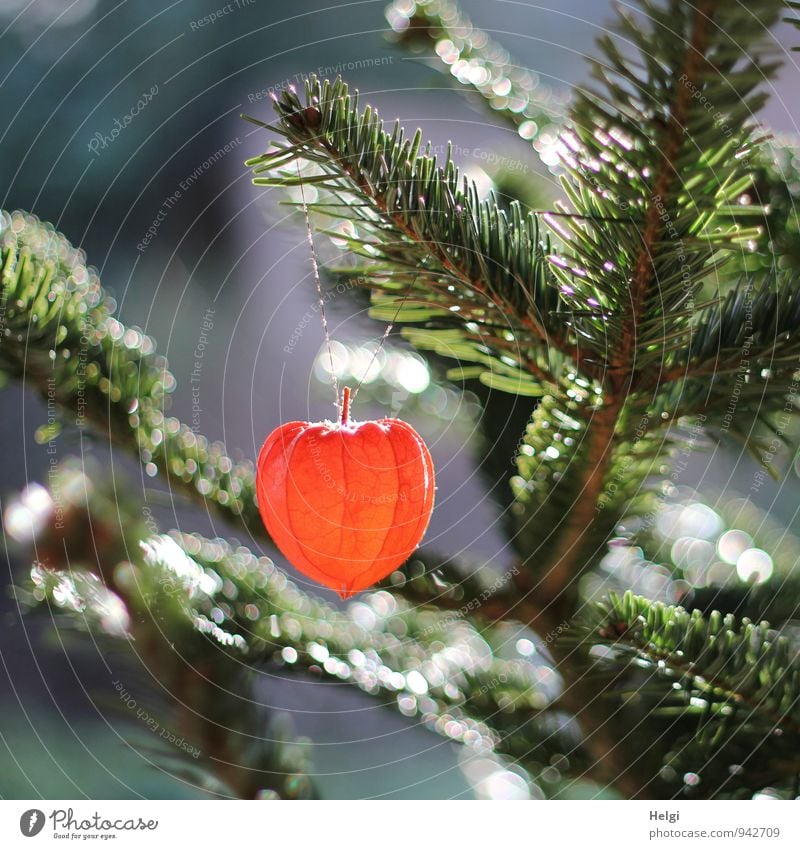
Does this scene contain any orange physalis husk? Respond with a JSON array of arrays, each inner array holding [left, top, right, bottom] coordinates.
[[256, 387, 435, 598]]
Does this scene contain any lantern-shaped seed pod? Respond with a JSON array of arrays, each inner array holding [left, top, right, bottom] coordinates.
[[256, 387, 435, 598]]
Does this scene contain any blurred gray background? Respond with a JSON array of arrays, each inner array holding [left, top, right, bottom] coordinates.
[[1, 0, 798, 798]]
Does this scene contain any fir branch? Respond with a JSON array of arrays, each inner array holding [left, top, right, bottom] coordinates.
[[687, 577, 800, 628], [511, 382, 613, 598], [165, 530, 585, 776], [0, 210, 529, 618], [612, 1, 717, 387], [243, 77, 587, 374], [628, 270, 800, 464], [0, 211, 263, 537], [21, 463, 585, 787], [384, 0, 565, 147], [4, 0, 799, 802], [560, 0, 782, 381], [511, 383, 695, 610], [20, 462, 313, 799], [729, 137, 800, 275], [580, 592, 800, 794], [587, 592, 800, 733], [663, 273, 800, 379], [785, 1, 800, 45], [510, 0, 786, 603]]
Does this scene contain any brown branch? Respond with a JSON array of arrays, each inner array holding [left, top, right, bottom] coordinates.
[[503, 3, 723, 798], [533, 400, 620, 605], [614, 1, 715, 396], [533, 2, 719, 608]]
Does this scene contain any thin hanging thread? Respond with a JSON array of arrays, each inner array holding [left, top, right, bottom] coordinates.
[[350, 273, 418, 404], [296, 161, 339, 414], [296, 161, 419, 414]]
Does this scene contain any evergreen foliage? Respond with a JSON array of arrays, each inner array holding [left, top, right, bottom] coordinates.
[[3, 0, 800, 799]]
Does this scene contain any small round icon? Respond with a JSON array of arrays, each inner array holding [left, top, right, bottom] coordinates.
[[19, 810, 46, 837]]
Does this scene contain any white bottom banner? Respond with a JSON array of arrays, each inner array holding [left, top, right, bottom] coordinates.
[[0, 800, 797, 847]]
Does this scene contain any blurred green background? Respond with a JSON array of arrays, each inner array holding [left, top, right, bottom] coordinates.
[[1, 0, 799, 799]]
